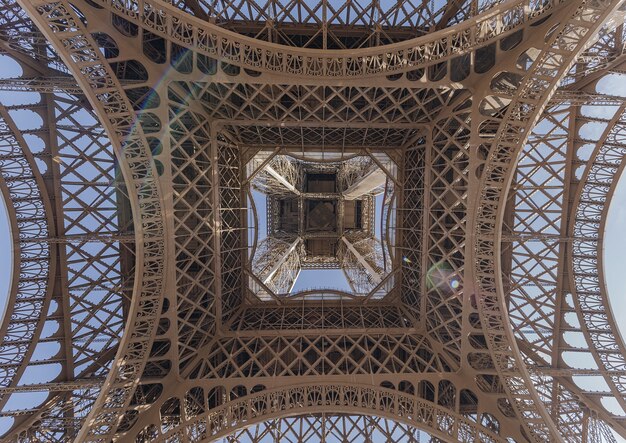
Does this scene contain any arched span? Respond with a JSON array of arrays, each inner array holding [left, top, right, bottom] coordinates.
[[218, 414, 432, 442], [18, 1, 168, 440], [78, 0, 561, 79], [156, 384, 504, 443], [569, 101, 626, 420], [0, 103, 56, 413], [470, 0, 624, 440]]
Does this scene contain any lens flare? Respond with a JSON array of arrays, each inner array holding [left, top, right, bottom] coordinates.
[[426, 261, 462, 293]]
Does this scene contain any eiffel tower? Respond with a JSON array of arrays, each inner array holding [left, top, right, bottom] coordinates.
[[0, 0, 626, 441]]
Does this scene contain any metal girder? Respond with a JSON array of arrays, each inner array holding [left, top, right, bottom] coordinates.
[[20, 233, 135, 243], [0, 77, 143, 94], [341, 236, 383, 285], [342, 168, 386, 200], [261, 238, 301, 287], [264, 165, 300, 195], [0, 379, 104, 394]]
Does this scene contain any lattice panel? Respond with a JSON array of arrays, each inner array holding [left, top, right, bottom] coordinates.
[[14, 387, 103, 441], [507, 105, 569, 360], [170, 0, 481, 49], [252, 238, 295, 280], [0, 1, 67, 72], [226, 124, 418, 148], [340, 236, 385, 294], [251, 154, 300, 196], [399, 136, 425, 321], [338, 157, 375, 190], [169, 99, 218, 371], [228, 305, 414, 331], [223, 414, 432, 443], [217, 134, 244, 323], [192, 81, 455, 126], [505, 102, 595, 440], [562, 21, 626, 83], [189, 333, 451, 379], [424, 102, 471, 361], [53, 94, 128, 375], [251, 238, 301, 296]]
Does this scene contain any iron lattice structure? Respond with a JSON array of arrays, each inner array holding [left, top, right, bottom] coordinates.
[[248, 154, 389, 297], [0, 0, 625, 441]]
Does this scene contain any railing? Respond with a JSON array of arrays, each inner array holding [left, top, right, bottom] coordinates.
[[570, 103, 626, 415], [159, 384, 503, 442], [88, 0, 565, 78]]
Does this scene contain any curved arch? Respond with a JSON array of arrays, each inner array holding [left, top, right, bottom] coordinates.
[[283, 289, 360, 300], [282, 151, 364, 163], [221, 414, 433, 442], [383, 185, 397, 267], [19, 1, 168, 440], [0, 103, 56, 412], [176, 0, 519, 51], [569, 101, 626, 416], [502, 98, 626, 436], [470, 0, 624, 441], [85, 0, 561, 79], [157, 384, 505, 443], [0, 171, 18, 321], [246, 186, 259, 263]]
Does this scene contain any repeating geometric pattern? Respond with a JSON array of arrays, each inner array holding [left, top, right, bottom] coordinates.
[[169, 100, 218, 371], [223, 414, 432, 443], [0, 105, 52, 410], [0, 61, 128, 437], [171, 0, 489, 49], [187, 333, 452, 379], [471, 1, 625, 440], [217, 135, 244, 324], [424, 101, 470, 361], [0, 0, 625, 441], [572, 103, 626, 415]]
